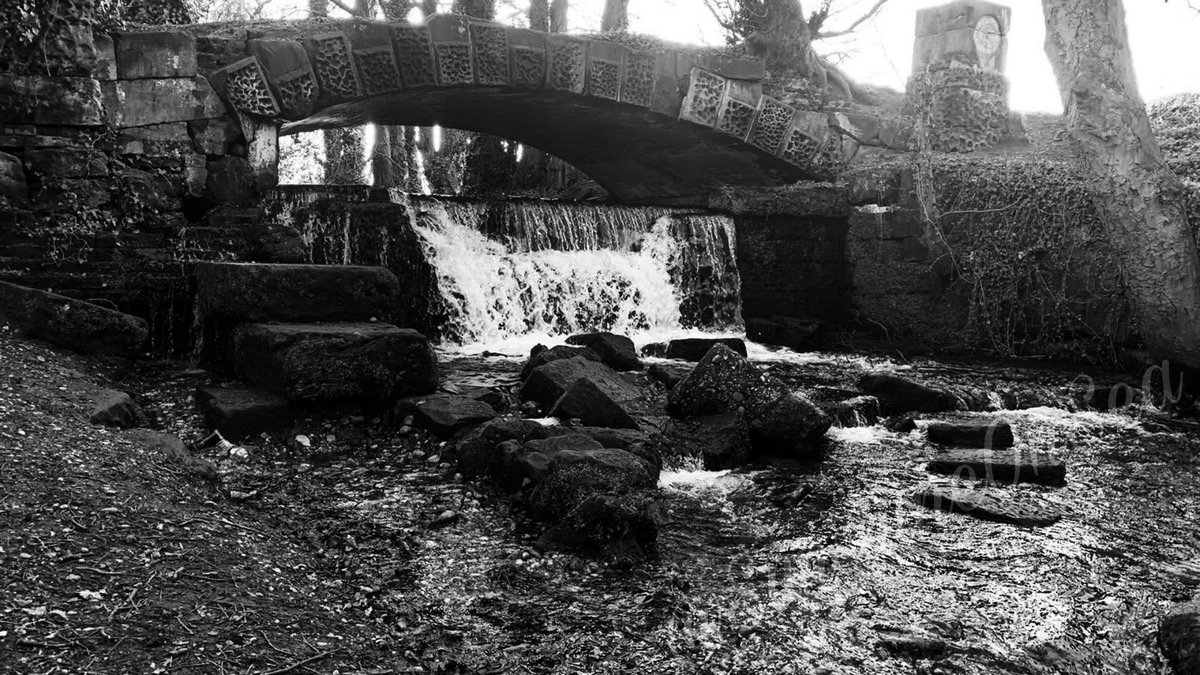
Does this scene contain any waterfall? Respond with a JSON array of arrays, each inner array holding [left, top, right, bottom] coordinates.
[[412, 199, 743, 346]]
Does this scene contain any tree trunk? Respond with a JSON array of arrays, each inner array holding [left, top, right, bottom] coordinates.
[[309, 0, 328, 17], [601, 0, 629, 32], [1042, 0, 1200, 370], [420, 0, 438, 17], [529, 0, 549, 31], [451, 0, 494, 16], [325, 127, 366, 184], [550, 0, 568, 33]]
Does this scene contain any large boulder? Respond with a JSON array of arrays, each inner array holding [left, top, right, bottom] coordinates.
[[529, 448, 657, 520], [858, 373, 963, 415], [665, 337, 747, 362], [566, 332, 641, 371], [519, 357, 641, 412], [667, 344, 830, 452], [194, 385, 293, 441], [232, 323, 438, 402], [926, 449, 1065, 485], [549, 378, 640, 430], [194, 262, 402, 325], [1160, 599, 1200, 674], [660, 413, 750, 470], [520, 344, 600, 379], [0, 281, 147, 357]]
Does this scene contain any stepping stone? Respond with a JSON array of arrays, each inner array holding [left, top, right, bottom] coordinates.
[[926, 449, 1065, 485], [911, 487, 1061, 527], [232, 322, 438, 402], [925, 419, 1014, 448], [194, 385, 293, 441]]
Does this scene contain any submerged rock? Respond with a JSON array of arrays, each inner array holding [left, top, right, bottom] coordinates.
[[549, 378, 640, 430], [538, 493, 659, 560], [566, 332, 641, 371], [925, 419, 1015, 448], [858, 373, 963, 415], [647, 363, 683, 389], [911, 487, 1061, 527], [926, 449, 1065, 485], [749, 392, 833, 452], [664, 337, 747, 361], [520, 344, 601, 380], [1160, 599, 1200, 674], [822, 395, 881, 428]]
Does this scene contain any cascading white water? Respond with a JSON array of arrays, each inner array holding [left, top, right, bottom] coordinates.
[[414, 202, 689, 344]]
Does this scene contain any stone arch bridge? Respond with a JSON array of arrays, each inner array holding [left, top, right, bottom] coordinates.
[[190, 14, 845, 204]]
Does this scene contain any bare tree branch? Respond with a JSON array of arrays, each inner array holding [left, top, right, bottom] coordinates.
[[815, 0, 888, 39]]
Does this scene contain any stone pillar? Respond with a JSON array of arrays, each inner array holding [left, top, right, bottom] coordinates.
[[905, 0, 1011, 152]]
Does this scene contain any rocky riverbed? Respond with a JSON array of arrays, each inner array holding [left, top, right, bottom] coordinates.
[[3, 325, 1200, 674]]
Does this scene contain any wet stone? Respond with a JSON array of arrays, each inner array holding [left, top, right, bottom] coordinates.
[[519, 356, 641, 412], [413, 395, 498, 437], [1160, 599, 1200, 674], [194, 385, 293, 442], [911, 486, 1062, 527], [823, 395, 881, 428], [660, 412, 750, 470], [925, 419, 1014, 448], [520, 343, 600, 380], [858, 372, 963, 415], [549, 378, 640, 430], [926, 449, 1065, 485], [566, 332, 641, 371], [664, 337, 747, 361]]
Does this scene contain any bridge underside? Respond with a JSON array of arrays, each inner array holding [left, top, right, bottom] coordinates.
[[284, 88, 810, 205]]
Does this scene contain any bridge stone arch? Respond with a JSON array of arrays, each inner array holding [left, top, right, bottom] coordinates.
[[196, 15, 845, 205]]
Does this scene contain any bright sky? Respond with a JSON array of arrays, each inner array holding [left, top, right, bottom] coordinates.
[[266, 0, 1200, 113]]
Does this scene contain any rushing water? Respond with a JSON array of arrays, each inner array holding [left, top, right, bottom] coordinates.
[[411, 199, 743, 346]]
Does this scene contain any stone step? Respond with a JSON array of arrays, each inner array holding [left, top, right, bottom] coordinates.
[[194, 384, 293, 441], [911, 486, 1062, 527], [194, 262, 401, 325], [926, 449, 1065, 485], [925, 419, 1014, 448], [0, 280, 148, 357], [232, 322, 437, 403]]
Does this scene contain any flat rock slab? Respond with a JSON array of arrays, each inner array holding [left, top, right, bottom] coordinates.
[[911, 487, 1062, 527], [927, 449, 1065, 485], [664, 337, 747, 361], [194, 385, 293, 441], [232, 322, 438, 402], [194, 262, 402, 324], [414, 395, 498, 437], [0, 280, 148, 357], [925, 419, 1014, 448]]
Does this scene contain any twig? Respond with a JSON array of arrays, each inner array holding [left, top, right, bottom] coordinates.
[[259, 649, 339, 675]]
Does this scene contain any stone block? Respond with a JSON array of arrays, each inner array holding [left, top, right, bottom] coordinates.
[[194, 385, 293, 441], [926, 448, 1064, 485], [0, 280, 148, 357], [469, 20, 510, 86], [0, 76, 103, 126], [188, 118, 241, 155], [114, 31, 198, 79], [121, 168, 182, 211], [428, 15, 474, 86], [205, 156, 256, 204], [105, 77, 227, 128], [303, 32, 363, 102], [232, 322, 438, 402], [184, 154, 207, 198], [34, 178, 113, 210], [208, 58, 281, 118], [747, 96, 797, 155], [648, 52, 682, 117], [24, 148, 108, 178], [93, 33, 117, 81], [507, 28, 547, 89], [715, 79, 761, 141], [693, 53, 765, 81], [116, 122, 191, 155], [585, 41, 625, 101], [679, 68, 726, 128], [0, 152, 28, 200], [345, 21, 404, 96], [547, 35, 586, 94], [914, 0, 1012, 37], [238, 113, 278, 192], [619, 48, 655, 107], [247, 39, 318, 118], [194, 262, 403, 325], [392, 24, 437, 88], [912, 1, 1009, 73]]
